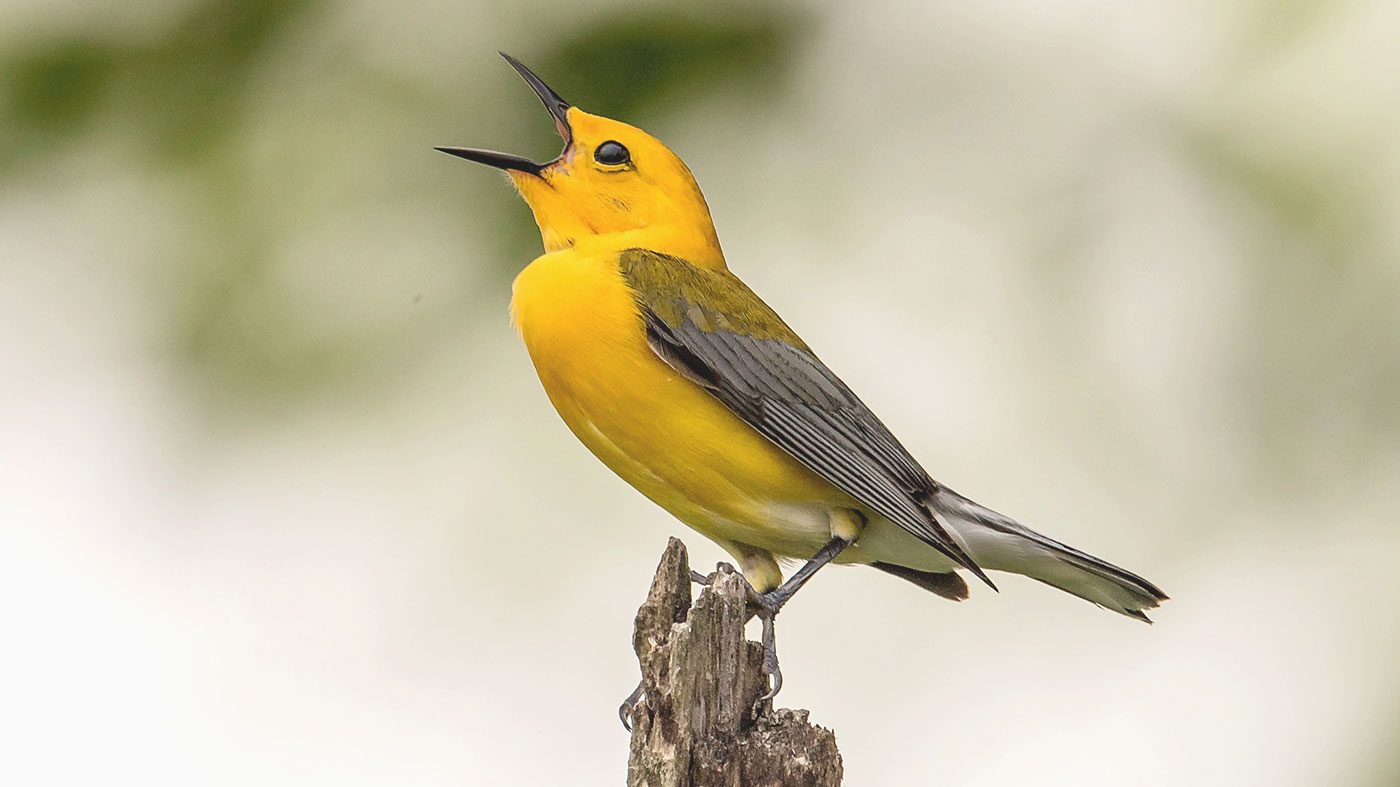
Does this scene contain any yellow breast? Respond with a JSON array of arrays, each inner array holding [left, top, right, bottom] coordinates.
[[509, 249, 845, 553]]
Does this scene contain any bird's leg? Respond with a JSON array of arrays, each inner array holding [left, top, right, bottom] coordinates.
[[618, 681, 645, 731], [625, 540, 850, 728], [746, 534, 853, 701], [621, 677, 646, 733]]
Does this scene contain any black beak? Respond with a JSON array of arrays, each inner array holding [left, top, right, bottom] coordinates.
[[433, 146, 543, 174], [500, 52, 572, 144], [434, 53, 573, 175]]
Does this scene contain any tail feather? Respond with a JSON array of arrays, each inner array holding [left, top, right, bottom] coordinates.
[[871, 562, 969, 601], [932, 487, 1169, 622]]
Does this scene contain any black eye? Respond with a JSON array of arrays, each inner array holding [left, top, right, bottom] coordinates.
[[594, 141, 630, 166]]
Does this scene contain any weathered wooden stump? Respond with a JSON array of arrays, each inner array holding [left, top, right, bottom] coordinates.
[[625, 538, 842, 787]]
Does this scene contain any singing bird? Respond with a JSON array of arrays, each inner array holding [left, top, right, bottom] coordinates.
[[437, 54, 1166, 705]]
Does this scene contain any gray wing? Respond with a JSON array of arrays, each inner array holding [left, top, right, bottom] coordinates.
[[643, 311, 993, 588]]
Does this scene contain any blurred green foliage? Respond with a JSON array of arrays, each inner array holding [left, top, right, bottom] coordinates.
[[3, 41, 113, 140], [541, 10, 804, 119], [0, 0, 808, 416], [1, 0, 321, 171]]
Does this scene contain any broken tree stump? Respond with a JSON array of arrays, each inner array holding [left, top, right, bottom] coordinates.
[[625, 538, 843, 787]]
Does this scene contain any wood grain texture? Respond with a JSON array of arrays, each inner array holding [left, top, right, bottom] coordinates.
[[626, 538, 842, 787]]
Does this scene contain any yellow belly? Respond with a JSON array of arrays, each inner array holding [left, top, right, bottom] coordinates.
[[509, 250, 850, 560]]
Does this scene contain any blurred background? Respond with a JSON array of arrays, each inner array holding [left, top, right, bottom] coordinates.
[[3, 0, 1399, 784]]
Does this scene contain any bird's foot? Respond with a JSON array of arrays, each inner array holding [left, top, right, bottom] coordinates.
[[744, 585, 786, 704], [618, 680, 644, 732], [691, 561, 743, 586]]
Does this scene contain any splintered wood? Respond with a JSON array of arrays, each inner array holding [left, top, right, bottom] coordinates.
[[625, 538, 842, 787]]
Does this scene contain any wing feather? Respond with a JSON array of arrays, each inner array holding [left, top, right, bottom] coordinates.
[[625, 250, 992, 587]]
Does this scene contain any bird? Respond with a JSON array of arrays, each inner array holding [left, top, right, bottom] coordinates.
[[437, 53, 1167, 716]]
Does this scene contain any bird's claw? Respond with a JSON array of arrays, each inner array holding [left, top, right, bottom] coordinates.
[[745, 587, 785, 705], [689, 561, 744, 587], [757, 610, 783, 701], [618, 681, 644, 732]]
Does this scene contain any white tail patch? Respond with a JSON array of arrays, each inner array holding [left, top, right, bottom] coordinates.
[[934, 488, 1168, 622]]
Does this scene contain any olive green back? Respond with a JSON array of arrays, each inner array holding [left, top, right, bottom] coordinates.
[[617, 249, 810, 350]]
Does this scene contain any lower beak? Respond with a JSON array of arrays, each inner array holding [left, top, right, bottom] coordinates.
[[435, 53, 573, 175], [433, 146, 542, 174]]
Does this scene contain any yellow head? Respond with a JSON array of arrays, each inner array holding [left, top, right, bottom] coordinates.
[[437, 54, 724, 269]]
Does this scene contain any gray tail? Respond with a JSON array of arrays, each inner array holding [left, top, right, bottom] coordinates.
[[932, 488, 1169, 622]]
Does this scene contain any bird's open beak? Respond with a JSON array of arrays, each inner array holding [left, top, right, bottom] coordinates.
[[435, 53, 572, 176]]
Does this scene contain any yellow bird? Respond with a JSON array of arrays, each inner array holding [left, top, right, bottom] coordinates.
[[438, 53, 1166, 704]]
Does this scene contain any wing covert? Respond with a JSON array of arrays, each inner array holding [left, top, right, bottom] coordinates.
[[621, 249, 992, 587]]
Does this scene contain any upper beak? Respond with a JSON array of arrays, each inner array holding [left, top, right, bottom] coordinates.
[[435, 52, 573, 175]]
